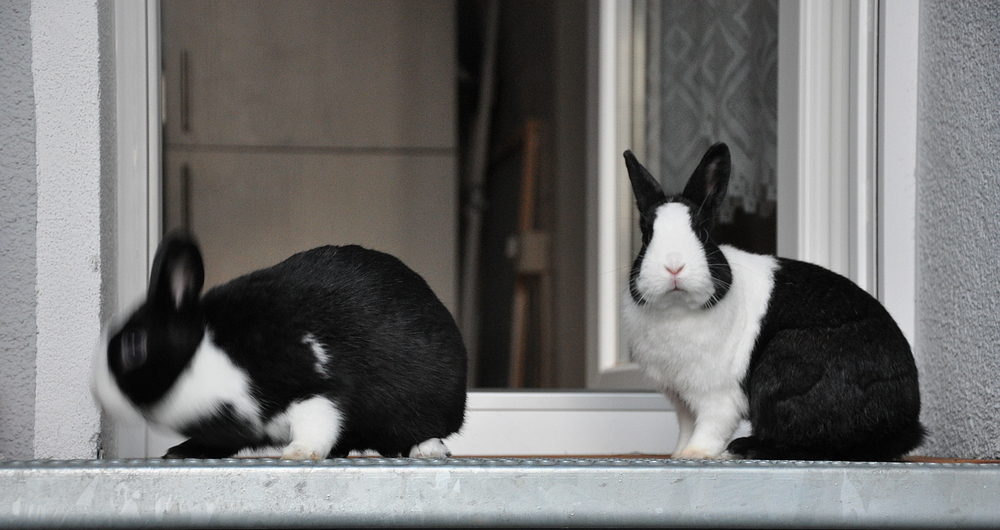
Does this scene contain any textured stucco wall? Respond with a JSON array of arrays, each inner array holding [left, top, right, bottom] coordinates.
[[29, 0, 107, 459], [0, 0, 38, 461], [916, 0, 1000, 459]]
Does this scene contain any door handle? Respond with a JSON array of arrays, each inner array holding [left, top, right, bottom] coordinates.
[[180, 162, 191, 230], [180, 50, 190, 133]]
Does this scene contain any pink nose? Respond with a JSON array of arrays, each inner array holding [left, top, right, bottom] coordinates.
[[665, 264, 684, 276]]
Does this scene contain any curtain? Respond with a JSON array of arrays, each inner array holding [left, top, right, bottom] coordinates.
[[642, 0, 777, 224]]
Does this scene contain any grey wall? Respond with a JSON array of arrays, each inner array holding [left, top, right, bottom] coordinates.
[[917, 0, 1000, 459], [0, 0, 108, 459], [0, 0, 37, 461]]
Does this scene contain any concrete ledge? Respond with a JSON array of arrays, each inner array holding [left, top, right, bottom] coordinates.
[[2, 457, 999, 528]]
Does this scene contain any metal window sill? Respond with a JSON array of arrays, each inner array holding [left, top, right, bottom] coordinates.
[[2, 457, 998, 528]]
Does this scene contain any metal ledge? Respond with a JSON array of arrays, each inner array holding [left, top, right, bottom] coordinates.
[[2, 457, 1000, 528]]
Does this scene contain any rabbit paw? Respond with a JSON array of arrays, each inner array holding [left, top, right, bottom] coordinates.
[[673, 447, 719, 460], [409, 438, 451, 458], [281, 442, 323, 460], [278, 396, 341, 460]]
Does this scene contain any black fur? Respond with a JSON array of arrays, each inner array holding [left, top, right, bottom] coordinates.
[[731, 259, 925, 461], [107, 232, 467, 458]]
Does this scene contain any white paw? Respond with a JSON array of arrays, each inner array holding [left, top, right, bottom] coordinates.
[[409, 438, 451, 458], [281, 442, 323, 460], [348, 449, 382, 457], [672, 447, 722, 460]]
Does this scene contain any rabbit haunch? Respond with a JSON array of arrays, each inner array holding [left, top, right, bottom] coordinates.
[[93, 234, 467, 459], [622, 144, 924, 461]]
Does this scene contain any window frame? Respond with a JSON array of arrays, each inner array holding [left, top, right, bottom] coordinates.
[[109, 0, 162, 458], [109, 0, 918, 458]]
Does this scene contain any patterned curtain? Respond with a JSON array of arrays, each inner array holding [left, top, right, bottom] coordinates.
[[642, 0, 777, 224]]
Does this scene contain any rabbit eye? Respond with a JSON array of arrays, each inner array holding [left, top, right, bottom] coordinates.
[[119, 330, 148, 373]]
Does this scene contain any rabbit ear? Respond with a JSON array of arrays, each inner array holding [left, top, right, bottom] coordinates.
[[624, 150, 666, 215], [681, 143, 731, 218], [148, 232, 205, 311]]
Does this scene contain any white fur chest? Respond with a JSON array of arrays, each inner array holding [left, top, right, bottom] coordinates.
[[622, 246, 777, 399]]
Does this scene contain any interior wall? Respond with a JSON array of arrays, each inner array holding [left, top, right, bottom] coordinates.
[[0, 0, 38, 461], [161, 0, 459, 314], [916, 0, 1000, 459]]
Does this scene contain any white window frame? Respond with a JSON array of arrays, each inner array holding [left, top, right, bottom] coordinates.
[[110, 0, 918, 458], [108, 0, 162, 459], [877, 0, 919, 348]]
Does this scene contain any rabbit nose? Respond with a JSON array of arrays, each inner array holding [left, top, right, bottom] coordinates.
[[665, 264, 684, 276]]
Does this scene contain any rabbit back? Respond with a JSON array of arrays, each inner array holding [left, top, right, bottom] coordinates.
[[199, 244, 468, 457]]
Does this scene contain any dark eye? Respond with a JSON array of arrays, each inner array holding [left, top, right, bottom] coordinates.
[[119, 330, 148, 373]]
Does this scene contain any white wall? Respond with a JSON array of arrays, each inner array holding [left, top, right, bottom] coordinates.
[[26, 0, 108, 459]]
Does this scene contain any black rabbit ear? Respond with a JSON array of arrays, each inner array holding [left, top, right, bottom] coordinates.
[[148, 231, 205, 311], [624, 150, 666, 215], [681, 143, 731, 217]]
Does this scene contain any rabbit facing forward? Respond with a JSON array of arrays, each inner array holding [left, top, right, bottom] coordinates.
[[93, 232, 467, 459], [622, 144, 924, 461]]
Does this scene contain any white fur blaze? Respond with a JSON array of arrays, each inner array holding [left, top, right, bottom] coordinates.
[[149, 330, 261, 433], [634, 203, 718, 309], [280, 396, 343, 460], [409, 438, 451, 458], [302, 333, 330, 379]]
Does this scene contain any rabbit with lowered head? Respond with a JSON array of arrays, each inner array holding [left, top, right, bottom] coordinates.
[[622, 144, 924, 461], [93, 232, 467, 459]]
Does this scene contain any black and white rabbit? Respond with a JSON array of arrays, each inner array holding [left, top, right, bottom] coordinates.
[[622, 143, 925, 461], [93, 232, 467, 459]]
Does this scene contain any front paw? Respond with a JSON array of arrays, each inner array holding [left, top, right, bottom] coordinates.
[[281, 442, 323, 460], [673, 447, 725, 460], [409, 438, 451, 458]]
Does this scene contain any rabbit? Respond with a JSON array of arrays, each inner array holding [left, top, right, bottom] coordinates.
[[93, 231, 467, 459], [621, 143, 925, 461]]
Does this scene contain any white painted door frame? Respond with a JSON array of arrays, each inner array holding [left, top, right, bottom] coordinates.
[[877, 0, 920, 348], [108, 0, 161, 458]]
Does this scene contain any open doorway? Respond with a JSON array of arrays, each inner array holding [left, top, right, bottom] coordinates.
[[160, 0, 589, 390]]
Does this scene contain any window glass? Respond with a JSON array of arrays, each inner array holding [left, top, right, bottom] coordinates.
[[632, 0, 778, 256]]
